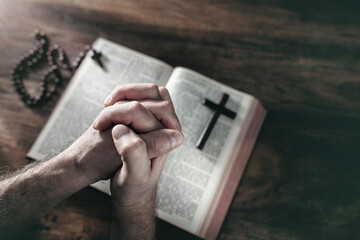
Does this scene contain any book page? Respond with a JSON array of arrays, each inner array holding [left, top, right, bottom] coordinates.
[[157, 67, 255, 234], [27, 38, 173, 163]]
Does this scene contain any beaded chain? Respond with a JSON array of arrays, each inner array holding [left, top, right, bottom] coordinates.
[[11, 30, 91, 107]]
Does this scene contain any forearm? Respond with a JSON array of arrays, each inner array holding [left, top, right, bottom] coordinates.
[[0, 148, 89, 235], [110, 189, 157, 240]]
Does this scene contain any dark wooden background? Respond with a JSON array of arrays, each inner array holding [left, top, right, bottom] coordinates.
[[1, 0, 360, 239]]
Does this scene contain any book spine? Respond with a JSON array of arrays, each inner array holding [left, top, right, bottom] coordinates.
[[204, 102, 266, 240]]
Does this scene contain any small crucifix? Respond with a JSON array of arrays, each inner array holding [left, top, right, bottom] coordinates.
[[91, 49, 104, 69], [196, 93, 237, 150]]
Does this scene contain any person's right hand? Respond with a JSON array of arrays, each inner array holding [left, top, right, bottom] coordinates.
[[87, 83, 183, 240]]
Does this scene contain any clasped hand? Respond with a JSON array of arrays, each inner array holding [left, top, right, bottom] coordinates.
[[68, 83, 184, 207]]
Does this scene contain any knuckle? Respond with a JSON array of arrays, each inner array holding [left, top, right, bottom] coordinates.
[[147, 83, 159, 91], [159, 87, 170, 96], [161, 100, 173, 110], [128, 101, 144, 112], [159, 86, 168, 94]]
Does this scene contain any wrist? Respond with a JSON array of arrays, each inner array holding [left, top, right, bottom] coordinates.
[[65, 133, 101, 185], [67, 127, 123, 184], [111, 187, 157, 215], [110, 189, 156, 240]]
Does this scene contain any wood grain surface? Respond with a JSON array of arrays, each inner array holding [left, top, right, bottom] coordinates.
[[1, 0, 360, 239]]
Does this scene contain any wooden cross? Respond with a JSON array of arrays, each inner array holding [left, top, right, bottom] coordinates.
[[91, 49, 104, 69], [196, 93, 237, 150]]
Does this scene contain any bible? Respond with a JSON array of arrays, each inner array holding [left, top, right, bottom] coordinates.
[[27, 38, 266, 240]]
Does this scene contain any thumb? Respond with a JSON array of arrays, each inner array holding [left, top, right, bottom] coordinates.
[[139, 129, 184, 159], [111, 124, 150, 177]]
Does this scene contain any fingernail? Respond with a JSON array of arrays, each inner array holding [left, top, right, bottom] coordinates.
[[171, 131, 184, 148], [103, 95, 112, 105], [92, 117, 99, 129], [113, 126, 130, 140]]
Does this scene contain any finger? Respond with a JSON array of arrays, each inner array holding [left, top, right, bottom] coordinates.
[[139, 129, 184, 159], [112, 124, 150, 178], [93, 101, 163, 132], [140, 101, 182, 131], [104, 83, 161, 106], [112, 100, 182, 131], [151, 155, 168, 180], [159, 87, 181, 131], [159, 87, 171, 101]]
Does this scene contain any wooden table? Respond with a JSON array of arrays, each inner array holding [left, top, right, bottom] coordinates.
[[1, 0, 360, 239]]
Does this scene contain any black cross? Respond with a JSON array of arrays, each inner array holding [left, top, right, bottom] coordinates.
[[91, 49, 104, 69], [196, 93, 237, 150]]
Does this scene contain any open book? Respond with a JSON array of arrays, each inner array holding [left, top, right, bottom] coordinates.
[[27, 38, 266, 240]]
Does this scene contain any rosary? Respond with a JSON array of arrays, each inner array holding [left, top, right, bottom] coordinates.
[[11, 30, 103, 107]]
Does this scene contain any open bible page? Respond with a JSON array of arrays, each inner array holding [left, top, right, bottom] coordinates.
[[158, 67, 255, 235], [27, 38, 173, 163]]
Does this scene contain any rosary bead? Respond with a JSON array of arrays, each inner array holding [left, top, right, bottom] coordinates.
[[27, 61, 32, 66], [25, 99, 33, 106], [19, 88, 26, 94], [32, 58, 37, 63], [15, 59, 22, 65], [29, 49, 34, 55], [13, 80, 21, 86], [33, 29, 40, 35], [14, 87, 22, 93], [38, 49, 44, 54], [49, 88, 56, 94]]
